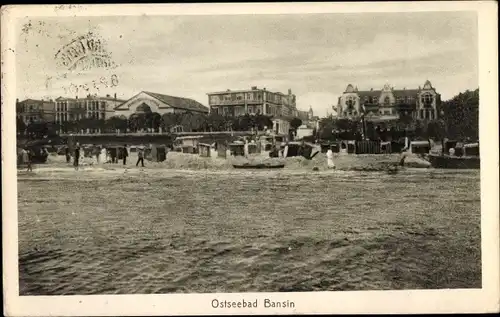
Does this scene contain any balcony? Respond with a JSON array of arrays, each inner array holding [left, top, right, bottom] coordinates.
[[209, 99, 263, 106]]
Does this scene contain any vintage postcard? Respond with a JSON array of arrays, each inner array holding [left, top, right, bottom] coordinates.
[[2, 2, 499, 316]]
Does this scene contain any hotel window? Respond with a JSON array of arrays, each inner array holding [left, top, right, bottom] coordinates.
[[224, 95, 231, 101], [247, 93, 252, 100], [101, 102, 106, 109], [223, 107, 229, 115]]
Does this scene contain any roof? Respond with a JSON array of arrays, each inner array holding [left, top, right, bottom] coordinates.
[[207, 88, 264, 95], [144, 91, 209, 113], [55, 96, 126, 102], [18, 98, 51, 104], [357, 90, 383, 98]]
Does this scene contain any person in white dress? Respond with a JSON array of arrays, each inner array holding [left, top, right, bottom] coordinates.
[[326, 146, 335, 169]]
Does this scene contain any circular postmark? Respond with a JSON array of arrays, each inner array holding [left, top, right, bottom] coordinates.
[[54, 32, 117, 72]]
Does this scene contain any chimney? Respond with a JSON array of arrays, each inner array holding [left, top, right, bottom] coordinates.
[[106, 94, 110, 98], [370, 88, 373, 91], [226, 89, 231, 92], [263, 87, 266, 91], [114, 93, 117, 99], [251, 86, 257, 90], [16, 98, 19, 103], [76, 96, 78, 99], [288, 89, 292, 95]]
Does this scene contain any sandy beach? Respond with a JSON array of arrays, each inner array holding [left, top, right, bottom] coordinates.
[[18, 154, 480, 294]]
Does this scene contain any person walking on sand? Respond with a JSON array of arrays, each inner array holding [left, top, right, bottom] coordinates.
[[136, 146, 145, 167], [326, 146, 336, 169], [399, 145, 410, 167], [122, 144, 129, 165], [74, 143, 81, 171]]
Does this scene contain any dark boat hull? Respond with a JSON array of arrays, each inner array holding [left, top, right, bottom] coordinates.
[[427, 154, 480, 169], [233, 164, 285, 169]]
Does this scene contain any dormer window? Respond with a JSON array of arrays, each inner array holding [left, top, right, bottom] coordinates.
[[421, 93, 433, 106], [346, 96, 356, 110]]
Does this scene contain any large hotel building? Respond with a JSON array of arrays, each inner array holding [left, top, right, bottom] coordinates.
[[207, 86, 301, 134], [336, 80, 441, 122], [54, 94, 125, 123], [207, 86, 298, 117]]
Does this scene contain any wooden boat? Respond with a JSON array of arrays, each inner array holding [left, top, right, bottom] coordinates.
[[426, 153, 480, 169], [233, 162, 285, 169]]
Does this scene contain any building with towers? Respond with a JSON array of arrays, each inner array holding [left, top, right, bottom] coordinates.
[[335, 80, 441, 122]]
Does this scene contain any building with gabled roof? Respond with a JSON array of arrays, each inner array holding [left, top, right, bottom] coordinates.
[[335, 80, 441, 122], [113, 91, 208, 118]]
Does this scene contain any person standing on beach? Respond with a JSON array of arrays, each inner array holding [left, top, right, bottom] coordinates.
[[136, 147, 145, 167], [122, 144, 129, 165], [74, 143, 81, 171], [23, 148, 32, 172], [65, 146, 71, 163], [110, 148, 117, 163], [326, 146, 336, 169], [95, 145, 101, 164]]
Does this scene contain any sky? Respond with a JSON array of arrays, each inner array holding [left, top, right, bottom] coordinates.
[[16, 12, 478, 117]]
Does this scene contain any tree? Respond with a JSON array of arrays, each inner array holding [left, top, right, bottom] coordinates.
[[318, 116, 336, 140], [426, 119, 446, 140], [105, 116, 128, 133], [204, 113, 226, 132], [26, 121, 58, 139], [441, 88, 479, 140], [146, 112, 162, 132], [290, 117, 303, 130], [190, 113, 207, 132], [161, 113, 180, 132], [254, 114, 273, 131]]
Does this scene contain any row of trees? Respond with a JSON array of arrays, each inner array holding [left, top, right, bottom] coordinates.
[[18, 112, 302, 139], [318, 88, 479, 141]]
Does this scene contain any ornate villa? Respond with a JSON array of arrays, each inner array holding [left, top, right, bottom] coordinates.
[[335, 80, 441, 122]]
